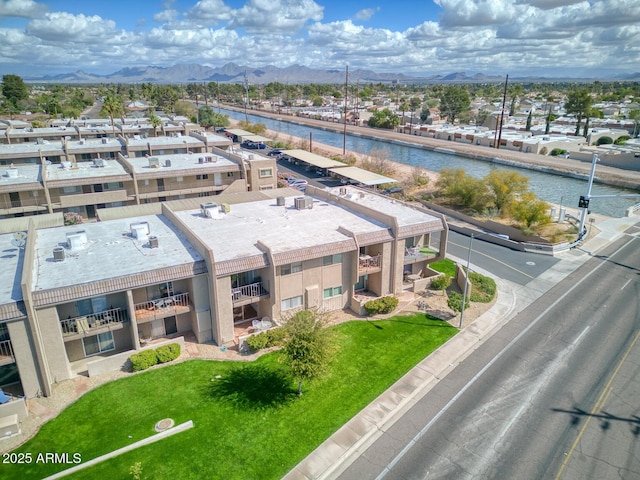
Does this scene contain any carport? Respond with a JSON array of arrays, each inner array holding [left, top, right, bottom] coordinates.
[[280, 149, 346, 175], [327, 166, 397, 187], [224, 128, 273, 144]]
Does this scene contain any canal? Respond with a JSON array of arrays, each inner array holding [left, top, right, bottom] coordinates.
[[219, 107, 638, 217]]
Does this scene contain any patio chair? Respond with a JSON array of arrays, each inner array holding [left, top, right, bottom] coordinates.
[[261, 317, 272, 329], [252, 319, 264, 331], [0, 388, 11, 404]]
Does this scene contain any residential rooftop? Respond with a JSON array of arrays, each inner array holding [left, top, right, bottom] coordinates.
[[0, 164, 42, 188], [122, 152, 238, 174], [32, 214, 204, 292], [0, 232, 25, 307], [45, 159, 129, 182]]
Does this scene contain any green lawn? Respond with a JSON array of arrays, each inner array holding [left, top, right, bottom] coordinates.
[[428, 258, 457, 277], [6, 314, 457, 480]]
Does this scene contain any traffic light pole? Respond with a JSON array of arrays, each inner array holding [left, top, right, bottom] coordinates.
[[578, 154, 598, 238]]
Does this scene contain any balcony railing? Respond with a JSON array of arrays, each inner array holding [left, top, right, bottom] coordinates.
[[232, 282, 268, 303], [0, 339, 15, 363], [404, 246, 438, 263], [134, 292, 191, 323], [358, 254, 382, 273], [60, 307, 128, 337]]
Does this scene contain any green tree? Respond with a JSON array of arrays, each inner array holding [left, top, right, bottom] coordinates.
[[1, 74, 29, 107], [198, 106, 229, 129], [368, 108, 400, 129], [565, 87, 593, 137], [238, 120, 266, 135], [280, 310, 334, 396], [484, 170, 529, 216], [439, 86, 470, 124], [173, 100, 196, 118], [148, 113, 162, 137], [101, 93, 124, 136], [512, 192, 550, 229], [436, 169, 489, 212], [508, 83, 524, 116]]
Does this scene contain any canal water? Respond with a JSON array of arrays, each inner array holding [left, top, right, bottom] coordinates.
[[220, 108, 638, 217]]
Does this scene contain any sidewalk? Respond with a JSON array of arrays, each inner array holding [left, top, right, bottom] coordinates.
[[282, 214, 639, 480]]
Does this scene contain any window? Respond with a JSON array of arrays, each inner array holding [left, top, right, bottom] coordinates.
[[281, 295, 303, 311], [83, 332, 114, 356], [196, 174, 209, 180], [281, 262, 302, 275], [259, 168, 273, 178], [227, 172, 234, 177], [61, 186, 81, 194], [76, 296, 107, 316], [323, 286, 343, 299], [323, 253, 343, 266], [103, 182, 123, 190], [259, 185, 274, 190]]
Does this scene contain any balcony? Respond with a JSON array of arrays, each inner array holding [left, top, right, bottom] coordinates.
[[134, 292, 191, 324], [0, 339, 15, 366], [404, 246, 438, 264], [232, 282, 268, 306], [358, 254, 382, 274], [60, 307, 128, 341]]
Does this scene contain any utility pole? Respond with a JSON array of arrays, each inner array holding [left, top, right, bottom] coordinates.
[[343, 65, 348, 155], [496, 74, 509, 149], [243, 70, 249, 123], [459, 234, 474, 329]]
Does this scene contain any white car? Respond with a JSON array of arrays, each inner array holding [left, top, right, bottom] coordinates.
[[287, 178, 308, 188]]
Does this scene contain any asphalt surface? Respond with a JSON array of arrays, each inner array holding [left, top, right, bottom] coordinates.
[[338, 229, 640, 480]]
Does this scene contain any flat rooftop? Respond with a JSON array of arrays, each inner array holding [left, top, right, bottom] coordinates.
[[0, 164, 42, 188], [126, 135, 205, 149], [123, 153, 239, 175], [174, 194, 389, 262], [327, 186, 442, 228], [45, 159, 129, 183], [32, 214, 204, 292], [0, 141, 64, 158], [66, 137, 123, 152]]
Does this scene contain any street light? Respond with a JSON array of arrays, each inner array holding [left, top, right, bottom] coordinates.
[[459, 234, 474, 329]]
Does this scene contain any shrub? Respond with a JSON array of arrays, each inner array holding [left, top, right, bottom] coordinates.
[[430, 275, 451, 291], [550, 148, 567, 156], [156, 343, 181, 363], [447, 291, 470, 312], [266, 327, 287, 346], [614, 136, 630, 145], [130, 349, 158, 372], [246, 332, 269, 351], [468, 272, 496, 303], [596, 136, 613, 145], [364, 296, 399, 315]]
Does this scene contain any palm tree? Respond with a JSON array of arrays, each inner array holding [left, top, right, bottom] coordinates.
[[148, 113, 162, 137], [565, 87, 593, 137], [101, 94, 124, 138]]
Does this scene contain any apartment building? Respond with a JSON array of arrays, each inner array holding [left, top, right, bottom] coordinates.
[[0, 138, 276, 220], [0, 186, 447, 412]]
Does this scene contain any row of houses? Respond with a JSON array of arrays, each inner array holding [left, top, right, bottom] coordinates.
[[0, 185, 447, 420]]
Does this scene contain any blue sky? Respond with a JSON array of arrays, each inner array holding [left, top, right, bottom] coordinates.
[[0, 0, 638, 79]]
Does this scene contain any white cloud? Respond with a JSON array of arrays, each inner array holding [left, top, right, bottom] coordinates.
[[228, 0, 324, 34], [153, 9, 179, 23], [184, 0, 234, 25], [0, 0, 46, 18], [26, 12, 118, 42], [355, 7, 379, 21]]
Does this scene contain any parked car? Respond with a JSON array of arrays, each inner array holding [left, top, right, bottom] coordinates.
[[267, 148, 285, 157], [287, 178, 308, 188], [384, 186, 404, 194], [241, 140, 267, 149]]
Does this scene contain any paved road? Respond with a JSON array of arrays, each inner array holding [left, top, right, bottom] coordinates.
[[337, 224, 640, 480]]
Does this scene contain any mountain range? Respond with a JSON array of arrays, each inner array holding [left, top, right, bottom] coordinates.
[[22, 63, 640, 84]]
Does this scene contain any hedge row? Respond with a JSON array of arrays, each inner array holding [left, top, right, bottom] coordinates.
[[130, 343, 181, 371]]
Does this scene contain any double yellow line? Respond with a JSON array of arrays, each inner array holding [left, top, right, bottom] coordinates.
[[555, 330, 640, 479]]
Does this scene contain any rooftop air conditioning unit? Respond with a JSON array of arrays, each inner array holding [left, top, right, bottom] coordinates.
[[101, 137, 108, 144], [220, 203, 230, 213], [148, 157, 160, 168], [6, 167, 18, 178], [79, 138, 86, 145], [339, 187, 347, 196], [53, 246, 65, 262], [130, 221, 150, 240], [148, 235, 159, 248], [36, 138, 44, 144], [93, 158, 105, 167], [198, 157, 205, 164], [165, 159, 172, 167], [66, 230, 88, 250], [276, 196, 286, 206], [294, 196, 313, 210], [133, 134, 141, 140], [201, 202, 220, 218]]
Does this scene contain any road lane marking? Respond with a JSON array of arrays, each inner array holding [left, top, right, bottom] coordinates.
[[621, 278, 632, 290], [374, 237, 636, 480], [554, 330, 640, 480], [450, 240, 535, 280]]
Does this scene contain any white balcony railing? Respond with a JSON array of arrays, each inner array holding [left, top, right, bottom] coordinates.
[[0, 339, 14, 362], [232, 282, 268, 303], [134, 292, 191, 323], [60, 307, 127, 336], [358, 254, 381, 271]]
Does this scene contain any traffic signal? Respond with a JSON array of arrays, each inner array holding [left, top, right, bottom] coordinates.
[[578, 196, 590, 208]]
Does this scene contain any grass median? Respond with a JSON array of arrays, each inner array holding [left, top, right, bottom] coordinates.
[[7, 313, 457, 480]]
